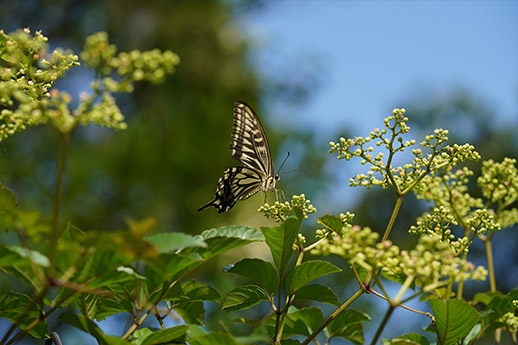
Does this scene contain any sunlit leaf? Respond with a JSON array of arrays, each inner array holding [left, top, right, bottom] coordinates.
[[261, 208, 303, 274], [429, 299, 478, 345]]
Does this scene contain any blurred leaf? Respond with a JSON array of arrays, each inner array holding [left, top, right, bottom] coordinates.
[[174, 301, 205, 325], [293, 284, 340, 307], [163, 280, 220, 303], [146, 252, 202, 296], [327, 308, 370, 344], [261, 208, 303, 274], [189, 332, 242, 345], [133, 325, 188, 345], [224, 258, 279, 295], [0, 291, 48, 338], [285, 260, 341, 295], [381, 333, 431, 345], [222, 284, 270, 312], [60, 313, 131, 345], [95, 297, 134, 321], [429, 299, 478, 345], [145, 232, 206, 252]]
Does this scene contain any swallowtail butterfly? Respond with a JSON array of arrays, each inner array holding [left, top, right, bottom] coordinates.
[[198, 101, 279, 213]]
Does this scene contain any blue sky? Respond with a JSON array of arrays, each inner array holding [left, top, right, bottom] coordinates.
[[241, 1, 517, 135], [238, 1, 517, 210]]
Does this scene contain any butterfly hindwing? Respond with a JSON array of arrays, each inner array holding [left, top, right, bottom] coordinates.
[[197, 167, 264, 213]]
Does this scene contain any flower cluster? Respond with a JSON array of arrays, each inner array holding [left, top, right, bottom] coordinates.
[[258, 194, 316, 222], [0, 30, 179, 138], [0, 28, 79, 139], [312, 226, 487, 292], [81, 32, 180, 85], [329, 108, 481, 195]]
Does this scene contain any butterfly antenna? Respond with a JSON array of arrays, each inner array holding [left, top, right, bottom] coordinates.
[[277, 151, 290, 174]]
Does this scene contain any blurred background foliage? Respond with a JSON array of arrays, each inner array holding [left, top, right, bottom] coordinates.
[[0, 0, 516, 343]]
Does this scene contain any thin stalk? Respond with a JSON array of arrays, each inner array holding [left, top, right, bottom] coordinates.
[[370, 305, 395, 345], [382, 194, 403, 242], [485, 232, 496, 292], [49, 132, 70, 277], [301, 288, 364, 345]]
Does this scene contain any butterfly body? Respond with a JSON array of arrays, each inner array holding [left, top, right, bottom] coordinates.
[[198, 101, 279, 213]]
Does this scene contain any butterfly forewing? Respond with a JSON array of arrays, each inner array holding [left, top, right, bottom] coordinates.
[[231, 101, 274, 177], [199, 101, 278, 213]]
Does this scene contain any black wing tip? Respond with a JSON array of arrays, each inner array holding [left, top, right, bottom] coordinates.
[[197, 201, 230, 213]]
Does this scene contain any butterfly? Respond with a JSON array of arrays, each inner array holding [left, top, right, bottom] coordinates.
[[198, 101, 280, 213]]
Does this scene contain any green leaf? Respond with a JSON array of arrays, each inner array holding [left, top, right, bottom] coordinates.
[[60, 313, 131, 345], [261, 208, 303, 274], [145, 232, 206, 252], [327, 309, 371, 344], [189, 332, 242, 345], [0, 291, 48, 338], [139, 325, 188, 345], [174, 301, 205, 325], [95, 297, 134, 321], [472, 291, 502, 306], [224, 258, 279, 295], [187, 225, 264, 261], [287, 307, 323, 335], [462, 323, 481, 345], [222, 284, 270, 312], [293, 284, 340, 307], [0, 245, 49, 267], [381, 333, 431, 345], [429, 299, 479, 345], [163, 280, 220, 303], [316, 214, 343, 234], [285, 260, 341, 295]]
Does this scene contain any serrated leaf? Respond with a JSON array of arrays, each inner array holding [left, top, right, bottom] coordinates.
[[293, 284, 340, 307], [0, 292, 48, 338], [187, 226, 264, 261], [285, 260, 341, 295], [145, 232, 206, 252], [316, 214, 343, 234], [222, 284, 270, 312], [60, 313, 131, 345], [225, 258, 279, 295], [261, 208, 303, 274], [429, 299, 478, 345], [139, 325, 188, 345]]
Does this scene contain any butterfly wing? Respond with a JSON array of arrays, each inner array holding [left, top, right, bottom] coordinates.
[[197, 167, 264, 213], [230, 101, 274, 178]]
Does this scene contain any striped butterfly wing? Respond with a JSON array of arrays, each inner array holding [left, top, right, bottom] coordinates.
[[198, 101, 277, 213], [231, 101, 274, 178], [197, 167, 264, 213]]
